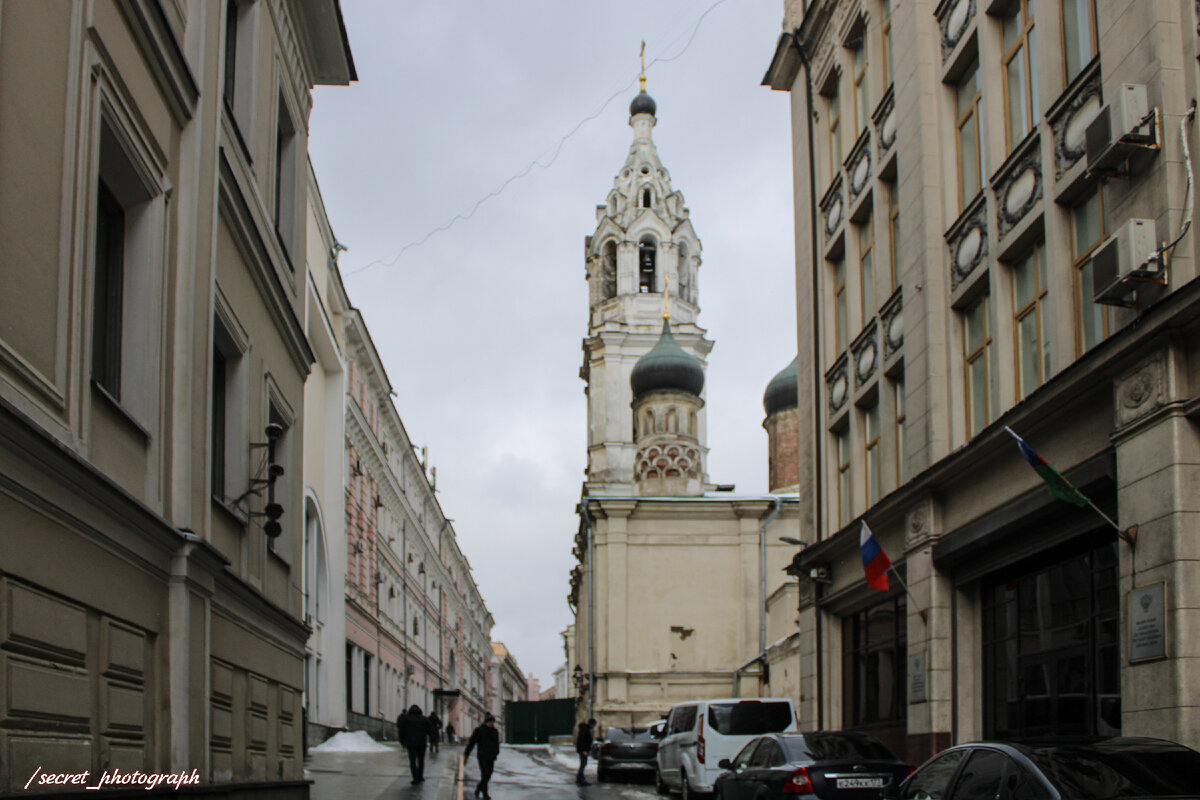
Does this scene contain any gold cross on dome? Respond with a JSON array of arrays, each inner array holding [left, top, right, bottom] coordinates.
[[640, 41, 647, 91]]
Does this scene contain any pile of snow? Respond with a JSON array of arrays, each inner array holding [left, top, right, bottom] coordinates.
[[310, 730, 393, 753]]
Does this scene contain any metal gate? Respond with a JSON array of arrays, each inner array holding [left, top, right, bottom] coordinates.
[[504, 699, 576, 744]]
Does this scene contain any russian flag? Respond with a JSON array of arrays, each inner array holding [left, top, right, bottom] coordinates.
[[860, 521, 891, 591]]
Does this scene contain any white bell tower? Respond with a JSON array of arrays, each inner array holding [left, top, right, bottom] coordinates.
[[581, 67, 712, 495]]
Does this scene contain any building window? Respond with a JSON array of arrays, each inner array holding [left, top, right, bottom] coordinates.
[[1061, 0, 1098, 84], [836, 428, 852, 527], [893, 376, 906, 484], [859, 212, 875, 318], [887, 183, 899, 292], [956, 57, 984, 209], [266, 401, 293, 554], [864, 404, 881, 506], [211, 348, 227, 498], [212, 309, 246, 504], [828, 86, 842, 182], [363, 652, 371, 713], [853, 34, 869, 135], [1073, 189, 1111, 353], [678, 242, 692, 302], [833, 258, 848, 354], [639, 237, 657, 293], [843, 593, 907, 726], [642, 187, 652, 208], [964, 294, 993, 437], [983, 540, 1118, 737], [274, 95, 298, 258], [1002, 0, 1038, 149], [92, 180, 124, 398], [1013, 242, 1049, 398], [882, 0, 894, 88], [222, 0, 255, 131]]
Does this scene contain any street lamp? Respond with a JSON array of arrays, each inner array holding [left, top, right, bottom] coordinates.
[[572, 664, 589, 695], [779, 536, 808, 546]]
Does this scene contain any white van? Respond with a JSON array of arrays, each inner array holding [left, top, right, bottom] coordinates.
[[655, 697, 798, 797]]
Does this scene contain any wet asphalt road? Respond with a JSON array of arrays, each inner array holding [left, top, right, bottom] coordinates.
[[308, 742, 660, 800]]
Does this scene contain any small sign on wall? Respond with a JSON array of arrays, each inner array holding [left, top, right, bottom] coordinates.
[[909, 651, 926, 704], [1128, 582, 1167, 664]]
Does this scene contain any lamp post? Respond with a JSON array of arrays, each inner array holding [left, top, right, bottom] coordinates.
[[572, 664, 589, 697]]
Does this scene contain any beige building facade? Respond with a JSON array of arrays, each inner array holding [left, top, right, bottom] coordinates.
[[570, 88, 803, 730], [0, 0, 353, 793], [765, 0, 1200, 763]]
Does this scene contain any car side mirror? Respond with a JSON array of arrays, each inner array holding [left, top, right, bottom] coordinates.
[[718, 758, 733, 770]]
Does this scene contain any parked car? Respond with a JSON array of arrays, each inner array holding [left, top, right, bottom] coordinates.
[[889, 737, 1200, 800], [657, 697, 798, 798], [597, 726, 660, 782], [714, 731, 911, 799]]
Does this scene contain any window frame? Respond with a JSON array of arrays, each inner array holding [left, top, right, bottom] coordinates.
[[1001, 0, 1038, 150], [828, 86, 843, 183], [852, 33, 869, 135], [842, 592, 907, 727], [881, 0, 894, 89], [1012, 242, 1050, 399], [893, 376, 906, 484], [836, 428, 852, 527], [1072, 188, 1111, 354], [1060, 0, 1098, 85], [887, 183, 899, 292], [864, 403, 881, 506], [833, 258, 848, 354], [92, 179, 125, 399], [964, 294, 993, 437], [956, 57, 984, 210], [859, 211, 876, 319]]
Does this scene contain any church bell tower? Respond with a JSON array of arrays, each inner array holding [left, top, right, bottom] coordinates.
[[581, 74, 713, 495]]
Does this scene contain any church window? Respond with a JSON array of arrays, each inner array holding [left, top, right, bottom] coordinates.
[[639, 237, 657, 292], [689, 411, 697, 436], [678, 242, 691, 301], [643, 410, 653, 437], [642, 188, 652, 208], [666, 408, 677, 433], [602, 241, 617, 299]]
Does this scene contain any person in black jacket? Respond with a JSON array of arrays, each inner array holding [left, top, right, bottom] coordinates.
[[399, 704, 428, 783], [463, 713, 501, 799], [574, 718, 595, 785], [427, 711, 442, 755]]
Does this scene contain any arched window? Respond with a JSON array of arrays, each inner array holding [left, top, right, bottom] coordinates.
[[678, 242, 691, 302], [639, 237, 656, 293], [666, 408, 677, 433], [689, 411, 697, 436], [642, 187, 652, 208], [602, 240, 617, 299], [643, 410, 653, 437]]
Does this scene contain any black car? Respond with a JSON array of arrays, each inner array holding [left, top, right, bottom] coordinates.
[[597, 726, 660, 782], [889, 737, 1200, 800], [715, 731, 911, 799]]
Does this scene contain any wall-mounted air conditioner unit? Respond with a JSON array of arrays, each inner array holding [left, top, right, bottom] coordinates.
[[1093, 218, 1163, 306], [1086, 84, 1159, 178]]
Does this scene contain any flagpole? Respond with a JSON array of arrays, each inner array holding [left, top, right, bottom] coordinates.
[[1004, 426, 1138, 546], [888, 566, 927, 623]]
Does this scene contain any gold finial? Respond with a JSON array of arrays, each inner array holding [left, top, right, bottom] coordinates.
[[663, 274, 670, 320], [639, 41, 647, 91]]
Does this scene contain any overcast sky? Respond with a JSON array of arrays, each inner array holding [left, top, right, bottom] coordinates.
[[307, 0, 798, 686]]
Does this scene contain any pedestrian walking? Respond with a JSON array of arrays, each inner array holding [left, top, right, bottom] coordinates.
[[395, 708, 407, 744], [445, 722, 456, 744], [399, 704, 428, 783], [574, 718, 595, 785], [427, 711, 442, 755], [463, 713, 501, 799]]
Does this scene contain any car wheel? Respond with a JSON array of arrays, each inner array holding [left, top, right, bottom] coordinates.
[[655, 769, 669, 796]]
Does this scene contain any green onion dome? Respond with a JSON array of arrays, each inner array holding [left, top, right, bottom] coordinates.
[[763, 356, 799, 416], [631, 320, 704, 398]]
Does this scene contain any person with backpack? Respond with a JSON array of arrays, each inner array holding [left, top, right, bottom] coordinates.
[[399, 705, 428, 783]]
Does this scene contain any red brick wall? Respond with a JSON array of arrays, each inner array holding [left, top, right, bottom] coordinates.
[[764, 408, 800, 492]]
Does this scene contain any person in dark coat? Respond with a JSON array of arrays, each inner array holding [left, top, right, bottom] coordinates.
[[574, 718, 595, 785], [427, 711, 442, 755], [395, 709, 407, 744], [399, 704, 428, 783], [445, 722, 456, 744], [463, 713, 501, 799]]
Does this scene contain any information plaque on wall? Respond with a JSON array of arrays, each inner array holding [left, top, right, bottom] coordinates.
[[1128, 582, 1167, 663], [909, 651, 926, 703]]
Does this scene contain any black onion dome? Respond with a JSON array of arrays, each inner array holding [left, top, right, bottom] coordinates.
[[630, 90, 657, 117], [631, 321, 705, 398], [763, 356, 799, 416]]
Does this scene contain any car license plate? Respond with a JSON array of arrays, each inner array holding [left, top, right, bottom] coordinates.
[[836, 777, 885, 789]]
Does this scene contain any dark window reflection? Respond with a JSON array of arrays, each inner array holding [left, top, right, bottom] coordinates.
[[843, 594, 907, 726], [983, 538, 1119, 737]]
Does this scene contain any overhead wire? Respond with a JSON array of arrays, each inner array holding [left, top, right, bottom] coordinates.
[[344, 0, 733, 278]]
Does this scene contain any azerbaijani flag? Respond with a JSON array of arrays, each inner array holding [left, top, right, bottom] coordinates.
[[1004, 427, 1090, 508], [860, 521, 891, 591]]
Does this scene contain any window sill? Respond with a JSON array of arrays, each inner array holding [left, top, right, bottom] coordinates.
[[91, 379, 151, 442], [212, 494, 249, 526]]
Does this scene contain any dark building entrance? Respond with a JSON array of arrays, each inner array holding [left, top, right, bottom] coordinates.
[[982, 536, 1120, 737]]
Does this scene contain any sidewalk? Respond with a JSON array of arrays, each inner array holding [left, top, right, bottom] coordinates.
[[306, 742, 462, 800]]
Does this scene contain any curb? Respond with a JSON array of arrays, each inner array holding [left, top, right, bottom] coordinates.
[[435, 751, 463, 800]]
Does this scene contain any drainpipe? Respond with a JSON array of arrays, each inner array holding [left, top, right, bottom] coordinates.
[[734, 494, 784, 697], [793, 29, 825, 731]]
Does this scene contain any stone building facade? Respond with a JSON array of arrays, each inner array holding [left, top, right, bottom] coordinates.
[[570, 87, 803, 731], [341, 314, 495, 740], [0, 0, 353, 794], [765, 0, 1200, 762]]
